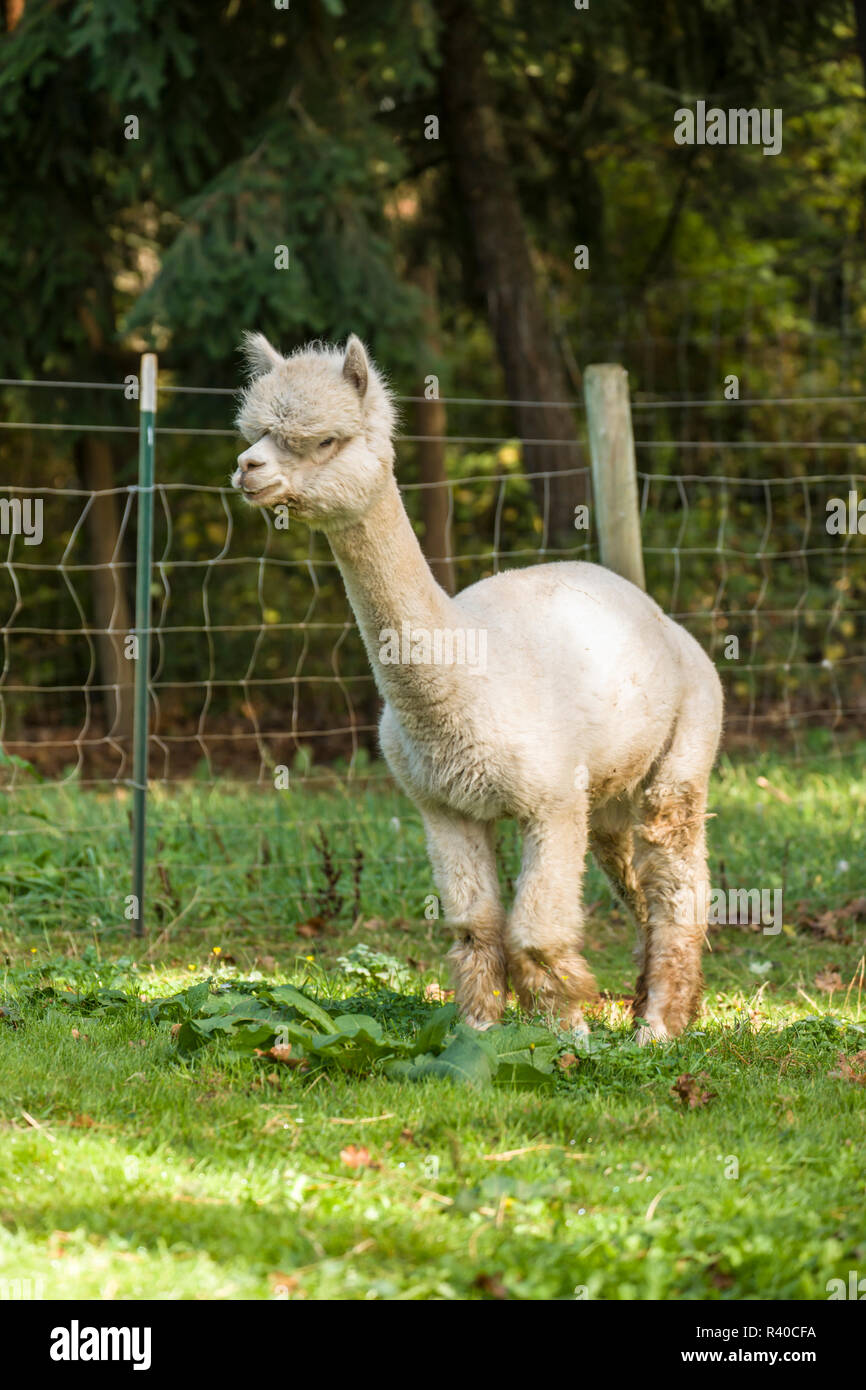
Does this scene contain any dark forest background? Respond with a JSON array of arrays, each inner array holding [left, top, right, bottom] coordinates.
[[1, 0, 866, 782]]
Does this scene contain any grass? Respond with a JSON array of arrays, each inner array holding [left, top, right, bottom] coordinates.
[[0, 738, 865, 1301]]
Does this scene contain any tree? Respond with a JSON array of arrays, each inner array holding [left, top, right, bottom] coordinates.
[[436, 0, 584, 549]]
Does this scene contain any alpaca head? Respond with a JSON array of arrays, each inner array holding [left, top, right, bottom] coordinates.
[[232, 333, 397, 528]]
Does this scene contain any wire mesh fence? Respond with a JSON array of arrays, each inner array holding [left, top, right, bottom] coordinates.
[[2, 312, 865, 934]]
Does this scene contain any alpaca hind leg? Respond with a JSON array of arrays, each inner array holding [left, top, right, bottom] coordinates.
[[590, 800, 649, 977], [421, 809, 507, 1029], [505, 809, 597, 1032], [590, 829, 646, 926], [631, 782, 710, 1043]]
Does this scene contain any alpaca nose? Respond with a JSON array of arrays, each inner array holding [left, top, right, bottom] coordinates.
[[237, 445, 266, 471]]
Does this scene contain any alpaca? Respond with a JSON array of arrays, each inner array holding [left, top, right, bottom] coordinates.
[[232, 333, 724, 1042]]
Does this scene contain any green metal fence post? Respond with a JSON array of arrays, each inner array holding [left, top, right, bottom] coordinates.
[[131, 353, 157, 938]]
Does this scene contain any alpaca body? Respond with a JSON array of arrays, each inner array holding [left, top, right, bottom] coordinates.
[[233, 333, 724, 1042], [379, 559, 716, 824]]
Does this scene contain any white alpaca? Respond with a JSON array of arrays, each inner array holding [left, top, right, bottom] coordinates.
[[233, 334, 724, 1041]]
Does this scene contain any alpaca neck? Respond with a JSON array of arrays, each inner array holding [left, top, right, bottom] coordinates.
[[328, 474, 467, 715]]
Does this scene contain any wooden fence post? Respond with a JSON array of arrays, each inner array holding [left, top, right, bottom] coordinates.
[[583, 363, 646, 591]]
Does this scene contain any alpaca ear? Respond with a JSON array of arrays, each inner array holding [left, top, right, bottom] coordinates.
[[342, 335, 369, 398], [240, 331, 284, 377]]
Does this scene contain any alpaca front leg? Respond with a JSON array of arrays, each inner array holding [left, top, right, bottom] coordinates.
[[421, 810, 507, 1029], [505, 812, 597, 1032]]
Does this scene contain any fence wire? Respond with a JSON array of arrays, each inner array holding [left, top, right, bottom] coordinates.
[[1, 368, 864, 933]]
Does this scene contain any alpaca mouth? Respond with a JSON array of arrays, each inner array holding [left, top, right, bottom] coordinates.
[[241, 480, 287, 505]]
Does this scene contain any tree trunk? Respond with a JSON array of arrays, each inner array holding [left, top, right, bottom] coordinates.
[[439, 0, 584, 549], [75, 435, 135, 759], [410, 264, 456, 594], [854, 0, 866, 87], [4, 0, 25, 33]]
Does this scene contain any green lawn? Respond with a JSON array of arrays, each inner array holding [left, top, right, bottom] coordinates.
[[1, 739, 865, 1300]]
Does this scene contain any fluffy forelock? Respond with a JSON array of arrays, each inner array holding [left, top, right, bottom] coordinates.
[[235, 340, 396, 452]]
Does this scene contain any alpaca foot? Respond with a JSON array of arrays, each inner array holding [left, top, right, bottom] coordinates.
[[635, 1021, 670, 1046], [456, 1001, 504, 1031], [568, 1017, 592, 1050], [507, 947, 597, 1031], [462, 1012, 497, 1032], [447, 935, 508, 1030], [558, 1004, 590, 1036]]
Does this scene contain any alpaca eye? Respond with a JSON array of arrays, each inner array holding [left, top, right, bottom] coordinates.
[[319, 437, 336, 449]]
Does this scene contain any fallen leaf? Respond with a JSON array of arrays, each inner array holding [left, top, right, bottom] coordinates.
[[707, 1262, 735, 1290], [671, 1072, 717, 1109], [810, 911, 846, 941], [558, 1053, 579, 1070], [794, 897, 866, 942], [296, 917, 326, 939], [340, 1144, 371, 1169], [473, 1271, 511, 1300], [829, 1051, 866, 1085], [48, 1231, 72, 1259], [424, 982, 454, 1002], [269, 1271, 300, 1295], [814, 969, 843, 994], [253, 1044, 307, 1070], [69, 1114, 97, 1128], [170, 1023, 182, 1039]]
